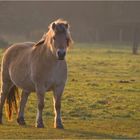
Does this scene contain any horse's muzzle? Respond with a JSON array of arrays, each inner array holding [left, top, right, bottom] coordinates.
[[57, 50, 66, 60]]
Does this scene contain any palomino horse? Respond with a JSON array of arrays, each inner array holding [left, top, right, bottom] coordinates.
[[0, 19, 73, 128]]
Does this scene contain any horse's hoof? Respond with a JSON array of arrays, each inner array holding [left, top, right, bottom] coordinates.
[[17, 117, 26, 125], [35, 123, 44, 128], [54, 124, 64, 129]]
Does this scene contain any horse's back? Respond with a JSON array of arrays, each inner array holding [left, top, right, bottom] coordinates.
[[14, 42, 35, 48], [3, 42, 35, 62], [5, 42, 35, 53]]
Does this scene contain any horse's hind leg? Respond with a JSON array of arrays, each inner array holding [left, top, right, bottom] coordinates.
[[0, 81, 13, 124], [17, 90, 30, 125]]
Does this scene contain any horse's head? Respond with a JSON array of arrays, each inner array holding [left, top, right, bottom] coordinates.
[[47, 19, 73, 60]]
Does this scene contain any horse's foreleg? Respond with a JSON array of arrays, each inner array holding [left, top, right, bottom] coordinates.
[[17, 90, 30, 125], [53, 85, 64, 129], [0, 82, 13, 124], [35, 85, 45, 128]]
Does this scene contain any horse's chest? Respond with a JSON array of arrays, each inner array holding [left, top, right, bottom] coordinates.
[[46, 62, 67, 88]]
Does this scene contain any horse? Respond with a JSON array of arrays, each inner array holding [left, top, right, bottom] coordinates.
[[0, 19, 73, 128]]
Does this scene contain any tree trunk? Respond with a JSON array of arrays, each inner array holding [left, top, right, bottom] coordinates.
[[132, 28, 139, 55]]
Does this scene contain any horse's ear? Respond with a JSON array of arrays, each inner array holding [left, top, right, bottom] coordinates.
[[52, 22, 56, 30]]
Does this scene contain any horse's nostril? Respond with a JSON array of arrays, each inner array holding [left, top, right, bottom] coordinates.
[[57, 50, 66, 60], [58, 51, 66, 57]]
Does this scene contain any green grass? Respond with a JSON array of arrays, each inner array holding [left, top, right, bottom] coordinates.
[[0, 43, 140, 139]]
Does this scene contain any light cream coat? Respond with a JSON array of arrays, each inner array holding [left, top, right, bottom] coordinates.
[[0, 19, 73, 128]]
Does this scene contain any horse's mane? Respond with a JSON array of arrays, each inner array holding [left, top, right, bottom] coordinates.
[[35, 19, 73, 48], [35, 34, 46, 46]]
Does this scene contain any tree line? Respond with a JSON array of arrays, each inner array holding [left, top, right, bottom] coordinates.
[[0, 1, 140, 53]]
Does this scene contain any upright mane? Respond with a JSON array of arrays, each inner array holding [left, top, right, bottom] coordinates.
[[48, 18, 69, 33], [35, 19, 73, 48]]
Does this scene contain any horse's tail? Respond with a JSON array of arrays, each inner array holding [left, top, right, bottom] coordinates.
[[5, 85, 19, 121]]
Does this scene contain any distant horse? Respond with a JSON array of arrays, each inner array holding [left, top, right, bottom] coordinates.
[[0, 19, 73, 128]]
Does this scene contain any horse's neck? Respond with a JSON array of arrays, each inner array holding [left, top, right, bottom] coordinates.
[[32, 33, 58, 67], [32, 43, 55, 62], [44, 35, 56, 61], [46, 46, 56, 62]]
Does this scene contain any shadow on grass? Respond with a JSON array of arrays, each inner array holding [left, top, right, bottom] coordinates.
[[63, 128, 133, 139], [0, 123, 136, 139]]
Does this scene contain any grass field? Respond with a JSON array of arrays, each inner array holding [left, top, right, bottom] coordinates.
[[0, 43, 140, 139]]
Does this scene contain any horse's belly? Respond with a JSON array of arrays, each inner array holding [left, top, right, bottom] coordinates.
[[11, 73, 35, 92], [9, 64, 35, 92], [15, 79, 35, 92]]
